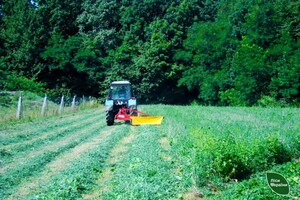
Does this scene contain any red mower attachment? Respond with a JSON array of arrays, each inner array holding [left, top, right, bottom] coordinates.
[[115, 107, 133, 121]]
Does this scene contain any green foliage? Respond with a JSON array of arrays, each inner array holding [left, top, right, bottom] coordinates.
[[33, 126, 127, 199], [177, 19, 233, 105], [2, 75, 44, 93], [0, 109, 108, 198], [102, 125, 183, 199], [177, 0, 300, 106], [46, 0, 83, 36], [257, 95, 288, 107], [77, 0, 120, 50], [41, 34, 101, 96], [152, 105, 300, 196], [268, 38, 300, 103], [0, 59, 7, 89], [0, 0, 299, 105], [230, 41, 270, 105], [219, 89, 245, 106]]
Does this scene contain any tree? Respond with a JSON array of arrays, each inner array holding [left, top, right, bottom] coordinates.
[[41, 34, 101, 96], [0, 0, 299, 105], [2, 0, 37, 76], [176, 19, 232, 105]]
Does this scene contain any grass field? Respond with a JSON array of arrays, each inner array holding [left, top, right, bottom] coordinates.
[[0, 105, 299, 199]]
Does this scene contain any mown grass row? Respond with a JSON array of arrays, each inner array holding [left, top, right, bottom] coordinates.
[[0, 110, 101, 149], [26, 125, 130, 199], [0, 108, 99, 142], [101, 125, 185, 199], [0, 109, 106, 199], [141, 105, 300, 199], [0, 110, 104, 166], [1, 123, 107, 198]]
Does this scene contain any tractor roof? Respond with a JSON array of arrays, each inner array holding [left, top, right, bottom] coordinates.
[[111, 81, 131, 85]]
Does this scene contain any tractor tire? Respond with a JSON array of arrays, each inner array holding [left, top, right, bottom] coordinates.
[[106, 111, 114, 126]]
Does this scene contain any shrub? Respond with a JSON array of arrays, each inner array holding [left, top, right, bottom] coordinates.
[[0, 93, 13, 107], [191, 129, 294, 187], [257, 95, 285, 107], [219, 89, 246, 106], [4, 75, 45, 94]]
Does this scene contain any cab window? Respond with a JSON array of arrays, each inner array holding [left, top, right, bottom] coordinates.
[[111, 85, 131, 99]]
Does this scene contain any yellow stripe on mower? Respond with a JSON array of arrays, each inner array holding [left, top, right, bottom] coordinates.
[[130, 116, 163, 126]]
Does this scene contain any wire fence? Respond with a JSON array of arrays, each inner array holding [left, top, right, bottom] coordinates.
[[0, 91, 99, 123]]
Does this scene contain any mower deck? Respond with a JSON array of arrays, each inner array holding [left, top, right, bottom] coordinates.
[[116, 107, 163, 125]]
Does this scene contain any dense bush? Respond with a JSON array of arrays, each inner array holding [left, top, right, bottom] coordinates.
[[2, 75, 45, 94], [191, 129, 298, 185]]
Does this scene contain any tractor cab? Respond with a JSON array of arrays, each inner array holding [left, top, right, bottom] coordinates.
[[106, 81, 136, 108], [109, 81, 133, 100]]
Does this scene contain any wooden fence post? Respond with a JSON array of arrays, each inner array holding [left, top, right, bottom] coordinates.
[[71, 95, 76, 111], [41, 94, 47, 116], [89, 96, 92, 106], [82, 95, 85, 106], [16, 92, 22, 119], [59, 95, 64, 114]]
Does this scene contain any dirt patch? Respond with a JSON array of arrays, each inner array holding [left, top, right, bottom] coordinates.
[[8, 125, 116, 199], [159, 137, 172, 161], [160, 153, 172, 161], [159, 137, 171, 150], [82, 126, 137, 199], [108, 133, 136, 164], [180, 186, 204, 200]]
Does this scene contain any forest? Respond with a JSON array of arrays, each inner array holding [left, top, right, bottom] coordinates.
[[0, 0, 299, 106]]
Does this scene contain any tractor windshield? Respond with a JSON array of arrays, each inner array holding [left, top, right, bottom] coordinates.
[[110, 84, 131, 100]]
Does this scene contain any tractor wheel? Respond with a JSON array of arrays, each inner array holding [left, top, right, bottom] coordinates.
[[106, 111, 114, 126]]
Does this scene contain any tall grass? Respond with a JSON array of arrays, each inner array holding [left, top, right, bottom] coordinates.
[[141, 105, 300, 198]]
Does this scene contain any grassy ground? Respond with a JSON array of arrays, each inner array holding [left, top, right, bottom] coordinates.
[[0, 105, 299, 199]]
